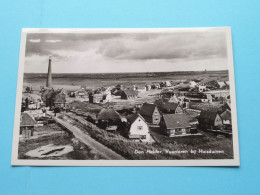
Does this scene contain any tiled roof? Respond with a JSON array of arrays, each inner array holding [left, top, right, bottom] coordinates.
[[128, 113, 146, 124], [122, 90, 138, 96], [139, 103, 157, 117], [220, 110, 231, 121], [198, 111, 218, 125], [162, 114, 190, 129], [155, 100, 179, 112], [20, 113, 36, 127]]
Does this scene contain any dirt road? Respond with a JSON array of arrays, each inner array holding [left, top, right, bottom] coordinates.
[[53, 116, 125, 160]]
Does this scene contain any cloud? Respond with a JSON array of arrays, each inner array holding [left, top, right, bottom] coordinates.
[[24, 30, 229, 73], [97, 32, 227, 61]]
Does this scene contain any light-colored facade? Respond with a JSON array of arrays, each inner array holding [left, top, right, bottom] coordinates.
[[129, 114, 151, 142]]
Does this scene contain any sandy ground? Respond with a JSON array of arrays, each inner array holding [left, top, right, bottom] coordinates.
[[25, 144, 74, 158]]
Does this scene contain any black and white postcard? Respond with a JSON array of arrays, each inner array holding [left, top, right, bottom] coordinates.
[[12, 28, 239, 166]]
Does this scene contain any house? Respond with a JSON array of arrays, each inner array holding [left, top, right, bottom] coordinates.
[[201, 94, 213, 103], [145, 85, 151, 91], [103, 93, 112, 103], [165, 81, 171, 87], [68, 91, 76, 97], [137, 86, 146, 92], [121, 90, 138, 100], [89, 93, 103, 103], [115, 84, 124, 90], [160, 81, 172, 88], [20, 113, 36, 138], [217, 81, 226, 89], [198, 111, 223, 130], [75, 89, 88, 98], [151, 84, 160, 89], [128, 113, 151, 142], [160, 114, 192, 137], [96, 107, 122, 130], [159, 90, 176, 99], [139, 103, 161, 125], [198, 85, 206, 92], [132, 85, 137, 91], [53, 93, 67, 108], [220, 110, 232, 125], [155, 100, 184, 114]]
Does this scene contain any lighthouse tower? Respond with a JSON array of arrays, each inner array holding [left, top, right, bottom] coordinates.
[[46, 56, 52, 87]]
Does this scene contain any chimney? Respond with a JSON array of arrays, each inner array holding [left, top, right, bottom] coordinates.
[[46, 56, 52, 87]]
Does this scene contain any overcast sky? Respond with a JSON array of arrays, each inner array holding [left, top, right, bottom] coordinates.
[[24, 30, 228, 73]]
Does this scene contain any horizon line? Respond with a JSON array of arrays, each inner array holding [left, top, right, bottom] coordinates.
[[24, 69, 229, 74]]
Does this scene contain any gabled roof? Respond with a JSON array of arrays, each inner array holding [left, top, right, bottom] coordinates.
[[162, 114, 190, 129], [96, 107, 121, 121], [198, 111, 219, 125], [20, 113, 36, 127], [155, 99, 180, 111], [220, 110, 231, 121], [128, 113, 147, 125], [122, 90, 138, 96], [139, 103, 158, 117]]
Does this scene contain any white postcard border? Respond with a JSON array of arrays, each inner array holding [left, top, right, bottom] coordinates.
[[11, 27, 240, 166]]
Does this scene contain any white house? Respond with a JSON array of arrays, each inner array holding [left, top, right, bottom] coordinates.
[[103, 93, 112, 103], [198, 85, 206, 92], [217, 81, 226, 88], [128, 113, 152, 143]]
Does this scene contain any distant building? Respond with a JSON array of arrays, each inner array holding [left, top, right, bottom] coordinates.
[[145, 85, 151, 91], [198, 85, 206, 92], [139, 103, 161, 125], [89, 93, 103, 103], [165, 81, 171, 87], [160, 114, 192, 137], [115, 84, 124, 91], [54, 93, 67, 108], [217, 82, 226, 88], [160, 81, 172, 88], [121, 90, 138, 100], [198, 111, 223, 130], [128, 113, 151, 142], [132, 85, 137, 91], [75, 89, 88, 98], [20, 113, 36, 138]]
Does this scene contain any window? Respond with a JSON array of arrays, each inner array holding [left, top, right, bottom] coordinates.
[[137, 126, 143, 130], [176, 128, 182, 132]]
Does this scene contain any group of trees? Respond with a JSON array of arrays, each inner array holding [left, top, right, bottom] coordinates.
[[41, 89, 58, 109]]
